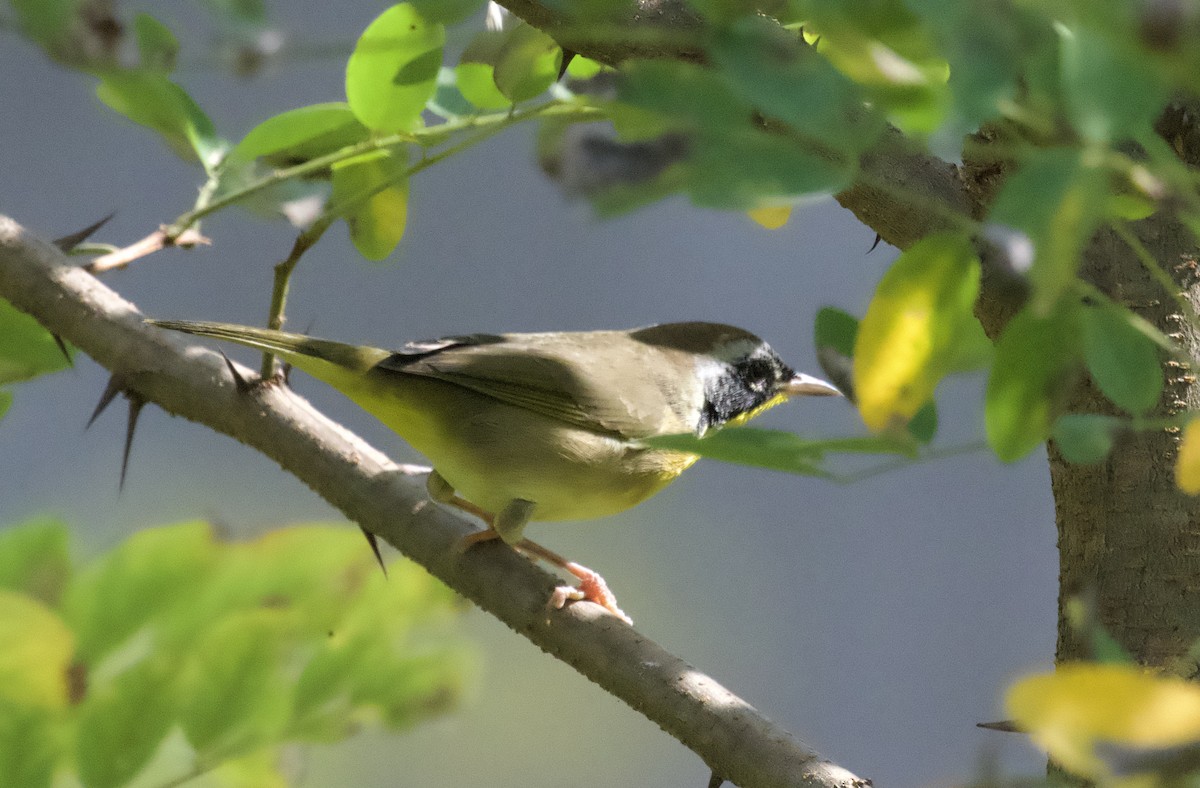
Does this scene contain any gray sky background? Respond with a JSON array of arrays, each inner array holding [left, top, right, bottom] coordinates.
[[1, 4, 1056, 785]]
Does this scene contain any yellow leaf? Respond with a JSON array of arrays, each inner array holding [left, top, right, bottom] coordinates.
[[747, 206, 791, 229], [1176, 417, 1200, 494], [0, 591, 74, 709], [1007, 663, 1200, 779], [854, 233, 980, 431]]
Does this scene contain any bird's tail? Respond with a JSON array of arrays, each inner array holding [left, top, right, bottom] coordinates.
[[146, 319, 391, 374]]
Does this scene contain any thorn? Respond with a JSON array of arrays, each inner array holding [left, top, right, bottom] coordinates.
[[52, 334, 72, 365], [558, 49, 577, 80], [87, 375, 124, 429], [217, 349, 252, 393], [868, 233, 883, 253], [976, 719, 1021, 733], [119, 393, 145, 492], [53, 213, 115, 253], [707, 772, 725, 788], [361, 527, 388, 577]]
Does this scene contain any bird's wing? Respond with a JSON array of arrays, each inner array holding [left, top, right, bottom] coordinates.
[[374, 332, 696, 439]]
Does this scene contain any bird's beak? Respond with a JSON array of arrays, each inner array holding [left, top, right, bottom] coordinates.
[[783, 372, 842, 398]]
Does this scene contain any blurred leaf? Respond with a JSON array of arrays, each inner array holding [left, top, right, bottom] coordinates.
[[409, 0, 485, 24], [0, 390, 10, 420], [179, 609, 292, 755], [855, 233, 981, 431], [617, 60, 749, 132], [134, 13, 179, 72], [0, 298, 72, 384], [1176, 417, 1200, 495], [0, 591, 73, 710], [345, 3, 444, 133], [95, 70, 224, 170], [814, 306, 858, 402], [1080, 302, 1162, 415], [0, 517, 70, 605], [567, 55, 603, 80], [989, 149, 1105, 312], [646, 427, 915, 475], [1007, 663, 1200, 780], [493, 24, 562, 103], [908, 401, 938, 444], [986, 306, 1082, 461], [209, 749, 289, 788], [455, 63, 512, 111], [747, 206, 791, 229], [1059, 24, 1168, 143], [711, 16, 883, 151], [330, 150, 409, 260], [232, 103, 368, 164], [63, 521, 218, 663], [9, 0, 77, 48], [76, 657, 177, 788], [1053, 414, 1119, 465], [0, 699, 61, 788]]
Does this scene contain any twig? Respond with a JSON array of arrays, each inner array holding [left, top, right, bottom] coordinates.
[[87, 226, 210, 274]]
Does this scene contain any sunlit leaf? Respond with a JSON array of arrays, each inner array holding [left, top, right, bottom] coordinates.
[[0, 298, 72, 384], [493, 24, 562, 103], [96, 70, 224, 169], [1080, 302, 1162, 415], [0, 591, 74, 710], [330, 149, 409, 260], [747, 206, 791, 229], [1053, 414, 1119, 465], [1176, 417, 1200, 495], [345, 3, 445, 133], [1007, 663, 1200, 779], [62, 521, 218, 663], [855, 233, 981, 431], [0, 516, 70, 605], [986, 306, 1082, 461], [232, 103, 368, 164]]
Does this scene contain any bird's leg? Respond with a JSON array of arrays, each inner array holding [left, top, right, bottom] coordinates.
[[426, 471, 630, 623]]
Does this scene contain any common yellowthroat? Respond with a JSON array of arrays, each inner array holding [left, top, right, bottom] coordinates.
[[147, 319, 840, 622]]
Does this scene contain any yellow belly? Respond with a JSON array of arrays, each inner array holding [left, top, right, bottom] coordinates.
[[351, 371, 698, 521]]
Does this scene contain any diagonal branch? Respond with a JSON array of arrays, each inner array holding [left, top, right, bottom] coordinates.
[[0, 215, 868, 788]]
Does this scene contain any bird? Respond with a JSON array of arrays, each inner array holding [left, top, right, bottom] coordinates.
[[146, 319, 841, 622]]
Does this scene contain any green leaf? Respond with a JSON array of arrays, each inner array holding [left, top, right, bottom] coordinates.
[[62, 521, 218, 663], [986, 307, 1082, 461], [854, 233, 981, 431], [688, 126, 854, 208], [618, 60, 749, 132], [0, 298, 71, 385], [1059, 24, 1168, 143], [567, 55, 603, 80], [76, 658, 177, 788], [9, 0, 77, 50], [179, 610, 292, 755], [0, 591, 74, 710], [0, 517, 70, 605], [96, 70, 224, 169], [345, 3, 445, 133], [0, 390, 10, 421], [134, 13, 179, 72], [232, 102, 368, 164], [908, 401, 939, 444], [1080, 302, 1163, 415], [493, 24, 562, 104], [330, 150, 409, 260], [646, 427, 914, 475], [989, 149, 1105, 311], [409, 0, 484, 24], [711, 16, 883, 152], [814, 306, 858, 402], [1053, 414, 1119, 465], [0, 699, 61, 788]]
